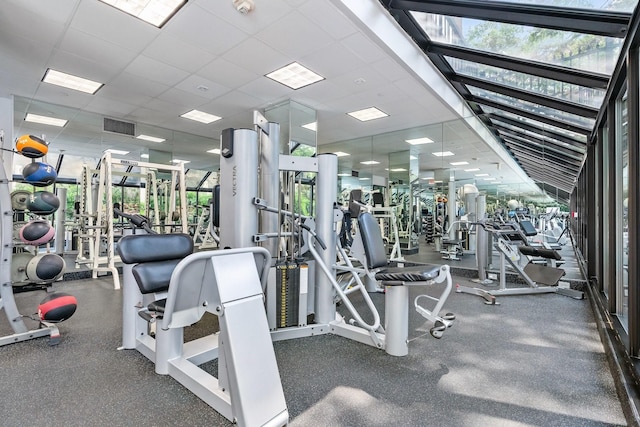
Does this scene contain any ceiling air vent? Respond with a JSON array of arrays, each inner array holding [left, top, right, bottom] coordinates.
[[103, 117, 135, 136]]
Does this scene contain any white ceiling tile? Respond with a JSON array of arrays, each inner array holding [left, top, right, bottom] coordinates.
[[164, 4, 248, 55], [105, 72, 170, 99], [123, 55, 190, 87], [299, 1, 358, 40], [223, 37, 290, 76], [70, 0, 159, 53], [143, 33, 216, 74], [341, 32, 386, 64], [173, 75, 231, 101], [255, 11, 332, 58], [197, 58, 259, 90], [199, 0, 294, 35]]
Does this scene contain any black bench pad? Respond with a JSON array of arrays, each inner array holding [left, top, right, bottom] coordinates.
[[132, 259, 183, 294], [375, 265, 441, 284], [519, 246, 561, 260], [117, 233, 193, 264]]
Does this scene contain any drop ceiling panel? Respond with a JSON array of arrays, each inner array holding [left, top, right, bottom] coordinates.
[[123, 55, 190, 87], [196, 58, 259, 89], [199, 0, 294, 35], [71, 0, 158, 53], [300, 1, 359, 40], [256, 11, 333, 57], [222, 37, 291, 76], [143, 33, 217, 74], [172, 76, 231, 102], [105, 72, 172, 101], [299, 42, 367, 80], [164, 4, 248, 55]]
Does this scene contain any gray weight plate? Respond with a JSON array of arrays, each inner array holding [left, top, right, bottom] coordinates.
[[11, 252, 33, 284], [11, 190, 31, 211]]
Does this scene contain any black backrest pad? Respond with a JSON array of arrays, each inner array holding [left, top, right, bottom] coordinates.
[[133, 259, 183, 294], [117, 233, 193, 264], [519, 220, 538, 236], [358, 212, 388, 269]]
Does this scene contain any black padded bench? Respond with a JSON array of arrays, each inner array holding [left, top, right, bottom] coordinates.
[[358, 212, 454, 352], [117, 233, 193, 323]]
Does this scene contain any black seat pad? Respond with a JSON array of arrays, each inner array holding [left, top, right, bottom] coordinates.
[[375, 264, 441, 284], [132, 259, 183, 294], [519, 246, 561, 260]]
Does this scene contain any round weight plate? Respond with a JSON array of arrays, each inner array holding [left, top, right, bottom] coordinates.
[[11, 252, 33, 284], [13, 221, 27, 242], [11, 190, 31, 211]]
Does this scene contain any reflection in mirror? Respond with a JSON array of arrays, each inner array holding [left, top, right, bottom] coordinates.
[[264, 99, 317, 157]]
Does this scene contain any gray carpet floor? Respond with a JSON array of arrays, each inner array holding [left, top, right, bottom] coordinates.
[[0, 271, 626, 427]]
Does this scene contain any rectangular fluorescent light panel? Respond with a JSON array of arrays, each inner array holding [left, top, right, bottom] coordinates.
[[360, 160, 380, 165], [450, 161, 469, 166], [266, 62, 325, 90], [406, 137, 434, 145], [105, 149, 129, 155], [172, 159, 190, 164], [302, 122, 317, 131], [348, 107, 388, 122], [475, 173, 489, 177], [42, 69, 103, 94], [99, 0, 186, 28], [464, 168, 480, 172], [432, 151, 454, 157], [333, 151, 350, 157], [137, 134, 165, 143], [25, 113, 67, 127], [180, 109, 221, 124], [390, 168, 407, 172], [207, 148, 221, 154], [141, 153, 149, 159]]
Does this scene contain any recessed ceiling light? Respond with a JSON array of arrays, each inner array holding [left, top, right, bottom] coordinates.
[[450, 161, 469, 166], [137, 134, 165, 143], [390, 168, 407, 172], [410, 155, 418, 160], [98, 0, 186, 28], [265, 62, 325, 90], [24, 113, 67, 127], [180, 109, 221, 124], [105, 149, 129, 155], [302, 122, 317, 131], [432, 151, 454, 157], [359, 177, 371, 181], [475, 173, 490, 177], [42, 69, 103, 94], [338, 173, 351, 177], [347, 107, 388, 122], [464, 168, 480, 172], [333, 151, 350, 157], [172, 159, 190, 164], [360, 160, 380, 165], [483, 177, 496, 181], [207, 148, 221, 154], [406, 137, 434, 145], [141, 153, 150, 159]]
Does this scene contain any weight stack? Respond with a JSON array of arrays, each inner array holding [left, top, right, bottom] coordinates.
[[276, 261, 300, 328]]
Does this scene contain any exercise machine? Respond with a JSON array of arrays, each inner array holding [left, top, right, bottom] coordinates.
[[117, 235, 288, 427], [457, 220, 584, 304]]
